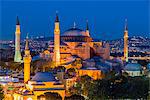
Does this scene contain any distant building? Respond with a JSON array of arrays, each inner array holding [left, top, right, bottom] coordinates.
[[124, 63, 143, 76], [9, 12, 112, 100], [13, 72, 65, 100], [12, 26, 65, 100], [41, 14, 110, 67]]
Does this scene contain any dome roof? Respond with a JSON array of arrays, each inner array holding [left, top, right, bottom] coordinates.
[[62, 28, 88, 37], [31, 72, 56, 82], [125, 63, 142, 71]]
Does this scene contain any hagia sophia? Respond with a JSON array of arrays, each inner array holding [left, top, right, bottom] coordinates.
[[41, 14, 110, 66], [12, 13, 111, 100], [3, 12, 146, 100]]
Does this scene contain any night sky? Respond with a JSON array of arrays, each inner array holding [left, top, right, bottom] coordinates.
[[1, 0, 149, 40]]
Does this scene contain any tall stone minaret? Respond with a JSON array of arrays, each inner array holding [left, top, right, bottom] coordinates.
[[124, 19, 128, 62], [85, 20, 90, 37], [14, 16, 22, 62], [23, 33, 32, 83], [53, 12, 60, 66]]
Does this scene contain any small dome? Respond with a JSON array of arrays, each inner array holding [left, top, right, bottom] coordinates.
[[31, 72, 56, 82], [125, 63, 142, 71], [62, 28, 88, 37]]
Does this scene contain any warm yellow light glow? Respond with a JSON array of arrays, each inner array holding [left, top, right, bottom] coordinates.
[[27, 97, 32, 100], [54, 21, 60, 66], [124, 30, 128, 62], [24, 53, 32, 83]]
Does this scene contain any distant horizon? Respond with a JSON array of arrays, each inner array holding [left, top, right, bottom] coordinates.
[[1, 0, 149, 40], [1, 35, 149, 42]]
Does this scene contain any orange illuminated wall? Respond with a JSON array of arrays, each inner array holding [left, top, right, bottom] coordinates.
[[78, 69, 102, 80]]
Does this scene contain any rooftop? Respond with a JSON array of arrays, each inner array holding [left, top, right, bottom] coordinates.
[[124, 63, 142, 71], [31, 72, 56, 82], [62, 28, 88, 37]]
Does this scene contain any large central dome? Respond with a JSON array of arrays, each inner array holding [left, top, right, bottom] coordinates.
[[61, 27, 92, 42], [62, 28, 88, 37]]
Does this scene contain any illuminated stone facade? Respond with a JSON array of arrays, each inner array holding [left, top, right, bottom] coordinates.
[[10, 13, 111, 100], [78, 67, 102, 80], [13, 72, 65, 100], [40, 15, 110, 66], [48, 21, 110, 66]]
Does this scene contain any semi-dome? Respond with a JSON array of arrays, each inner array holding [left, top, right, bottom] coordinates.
[[31, 72, 56, 82], [124, 63, 142, 71], [62, 28, 87, 37]]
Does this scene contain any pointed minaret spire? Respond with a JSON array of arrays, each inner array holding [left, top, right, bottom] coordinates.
[[124, 18, 129, 62], [73, 22, 76, 28], [16, 16, 20, 25], [55, 11, 59, 22], [25, 33, 29, 50], [86, 20, 89, 30], [85, 20, 90, 37], [125, 18, 128, 31]]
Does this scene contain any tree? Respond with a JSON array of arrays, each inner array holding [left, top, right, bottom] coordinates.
[[108, 75, 129, 99], [88, 74, 149, 99], [54, 66, 66, 73], [8, 61, 21, 71], [88, 79, 110, 100], [31, 59, 56, 72], [70, 75, 92, 97], [69, 70, 149, 99], [44, 92, 62, 100], [0, 61, 7, 69], [137, 60, 148, 66], [71, 58, 82, 66], [37, 94, 45, 100], [65, 94, 85, 100], [66, 68, 77, 77], [0, 85, 4, 100], [127, 77, 149, 99], [105, 70, 116, 80]]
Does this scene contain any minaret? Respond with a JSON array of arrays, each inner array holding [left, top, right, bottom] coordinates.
[[85, 20, 90, 37], [23, 33, 32, 83], [14, 16, 22, 62], [124, 19, 128, 62], [54, 12, 60, 66], [73, 22, 76, 28]]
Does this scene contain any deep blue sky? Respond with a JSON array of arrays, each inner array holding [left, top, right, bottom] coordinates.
[[0, 0, 149, 40]]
